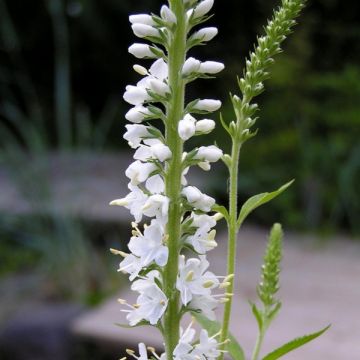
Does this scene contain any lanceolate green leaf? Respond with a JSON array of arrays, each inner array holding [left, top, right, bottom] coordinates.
[[237, 180, 294, 229], [192, 313, 245, 360], [262, 325, 331, 360]]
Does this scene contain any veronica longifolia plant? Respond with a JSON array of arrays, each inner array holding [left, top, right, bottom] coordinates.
[[110, 1, 329, 359]]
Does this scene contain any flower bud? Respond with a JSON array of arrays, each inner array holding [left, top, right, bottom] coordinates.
[[125, 106, 152, 123], [199, 61, 225, 74], [178, 114, 196, 140], [195, 145, 223, 162], [128, 43, 157, 59], [149, 79, 170, 97], [194, 99, 222, 112], [182, 57, 201, 76], [123, 85, 150, 106], [132, 24, 160, 38], [196, 119, 216, 133], [193, 0, 214, 19], [133, 64, 148, 76], [192, 27, 218, 42], [160, 5, 177, 24], [129, 14, 155, 26]]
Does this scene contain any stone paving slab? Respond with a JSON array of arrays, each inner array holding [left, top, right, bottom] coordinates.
[[72, 226, 360, 359]]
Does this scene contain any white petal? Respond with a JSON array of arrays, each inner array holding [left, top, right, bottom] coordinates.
[[193, 27, 218, 42], [129, 14, 155, 26], [128, 43, 157, 59], [193, 0, 214, 19], [194, 99, 221, 112], [196, 119, 216, 133], [199, 61, 225, 74], [149, 59, 169, 81], [132, 24, 159, 38]]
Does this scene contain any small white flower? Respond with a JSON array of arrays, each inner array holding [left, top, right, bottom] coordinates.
[[123, 124, 150, 148], [161, 5, 177, 24], [176, 256, 219, 305], [178, 114, 196, 140], [192, 27, 218, 42], [142, 194, 170, 221], [193, 0, 214, 19], [199, 61, 225, 74], [110, 184, 148, 223], [126, 160, 157, 185], [126, 282, 168, 326], [128, 43, 157, 59], [134, 143, 172, 162], [125, 106, 152, 123], [132, 23, 160, 38], [173, 322, 196, 360], [124, 85, 151, 106], [182, 57, 201, 76], [182, 186, 215, 212], [129, 14, 155, 26], [128, 220, 168, 267], [196, 119, 216, 133], [193, 329, 222, 359], [189, 294, 218, 320], [194, 145, 223, 162], [127, 343, 150, 360], [149, 78, 170, 97], [194, 99, 222, 112], [118, 254, 144, 281], [145, 174, 165, 194]]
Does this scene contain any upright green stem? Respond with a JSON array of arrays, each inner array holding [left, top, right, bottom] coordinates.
[[163, 1, 187, 358], [218, 140, 242, 359], [251, 327, 265, 360]]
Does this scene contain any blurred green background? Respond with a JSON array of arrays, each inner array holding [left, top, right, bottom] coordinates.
[[0, 0, 359, 355]]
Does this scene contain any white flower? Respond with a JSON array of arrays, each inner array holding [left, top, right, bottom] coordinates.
[[189, 295, 218, 320], [134, 143, 172, 162], [173, 323, 196, 360], [124, 85, 151, 106], [182, 186, 215, 212], [194, 145, 223, 162], [182, 57, 201, 76], [193, 329, 222, 359], [145, 174, 165, 194], [199, 61, 225, 74], [128, 43, 157, 59], [176, 256, 219, 305], [126, 282, 168, 326], [161, 5, 177, 24], [178, 114, 196, 140], [126, 160, 157, 185], [196, 119, 216, 133], [193, 0, 214, 19], [128, 343, 150, 360], [110, 184, 148, 223], [142, 194, 169, 221], [129, 14, 155, 26], [194, 99, 222, 112], [128, 220, 168, 267], [125, 106, 152, 123], [186, 213, 217, 254], [192, 27, 218, 42], [118, 254, 144, 281], [149, 78, 170, 97], [132, 23, 160, 38], [123, 124, 150, 148]]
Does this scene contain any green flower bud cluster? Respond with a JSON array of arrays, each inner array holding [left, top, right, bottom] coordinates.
[[229, 0, 306, 143], [257, 223, 283, 309]]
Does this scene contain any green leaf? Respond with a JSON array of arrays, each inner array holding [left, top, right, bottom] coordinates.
[[237, 180, 294, 228], [192, 313, 245, 360], [251, 302, 264, 331], [212, 204, 230, 222], [262, 325, 331, 360]]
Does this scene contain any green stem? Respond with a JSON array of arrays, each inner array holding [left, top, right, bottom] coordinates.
[[163, 1, 187, 358], [251, 328, 265, 360], [218, 140, 242, 359]]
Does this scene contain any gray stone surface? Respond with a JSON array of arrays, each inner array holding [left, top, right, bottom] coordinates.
[[0, 304, 83, 360], [72, 226, 360, 360]]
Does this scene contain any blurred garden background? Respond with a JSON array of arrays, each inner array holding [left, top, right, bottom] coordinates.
[[0, 0, 359, 359]]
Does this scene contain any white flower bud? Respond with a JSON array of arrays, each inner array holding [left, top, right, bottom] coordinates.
[[129, 14, 155, 26], [125, 106, 152, 123], [123, 85, 150, 106], [123, 124, 150, 148], [128, 43, 157, 59], [178, 114, 196, 140], [196, 119, 216, 133], [195, 145, 223, 162], [194, 99, 222, 112], [192, 27, 218, 42], [133, 64, 148, 76], [160, 5, 177, 24], [182, 57, 201, 76], [149, 79, 170, 97], [132, 24, 160, 38], [199, 61, 225, 74], [193, 0, 214, 19]]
